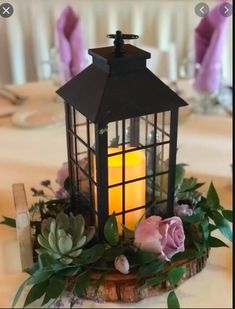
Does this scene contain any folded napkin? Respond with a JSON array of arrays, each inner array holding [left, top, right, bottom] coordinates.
[[194, 1, 229, 93], [56, 6, 86, 82]]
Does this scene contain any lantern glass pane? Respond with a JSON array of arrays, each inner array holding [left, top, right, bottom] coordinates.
[[156, 143, 170, 173], [124, 149, 146, 181], [108, 153, 123, 185], [76, 139, 89, 169], [155, 173, 168, 201], [89, 121, 96, 151], [75, 110, 87, 143], [107, 121, 123, 151], [108, 186, 122, 214], [68, 132, 75, 161], [70, 159, 78, 189], [78, 168, 89, 199], [139, 115, 155, 146], [157, 111, 170, 142]]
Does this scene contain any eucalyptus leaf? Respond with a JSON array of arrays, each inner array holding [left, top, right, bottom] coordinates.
[[207, 182, 220, 208], [167, 291, 180, 309], [0, 216, 16, 228], [24, 280, 49, 307], [212, 211, 232, 242], [41, 276, 65, 306], [222, 209, 233, 222], [104, 213, 119, 246], [206, 236, 229, 248], [168, 267, 186, 287], [74, 271, 90, 297]]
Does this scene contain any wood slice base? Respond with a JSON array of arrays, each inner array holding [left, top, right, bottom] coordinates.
[[12, 184, 209, 303], [83, 252, 209, 303]]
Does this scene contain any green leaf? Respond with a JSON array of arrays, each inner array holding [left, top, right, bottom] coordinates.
[[78, 244, 105, 265], [222, 209, 233, 222], [167, 291, 180, 309], [24, 280, 49, 307], [168, 267, 186, 287], [175, 164, 186, 188], [212, 211, 232, 242], [206, 236, 228, 248], [103, 246, 124, 262], [104, 213, 119, 246], [136, 250, 158, 265], [207, 182, 220, 208], [170, 249, 199, 262], [143, 273, 167, 288], [27, 270, 53, 286], [74, 271, 90, 297], [208, 224, 218, 232], [38, 253, 58, 270], [0, 216, 16, 228], [138, 260, 166, 278], [25, 263, 39, 276], [12, 278, 30, 308], [121, 224, 134, 238], [181, 182, 205, 192], [200, 219, 209, 240], [178, 177, 197, 193], [41, 276, 65, 306]]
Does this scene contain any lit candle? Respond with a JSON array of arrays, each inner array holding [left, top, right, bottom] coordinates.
[[108, 148, 146, 230]]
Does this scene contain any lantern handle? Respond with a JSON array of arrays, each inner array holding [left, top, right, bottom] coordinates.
[[107, 30, 139, 55]]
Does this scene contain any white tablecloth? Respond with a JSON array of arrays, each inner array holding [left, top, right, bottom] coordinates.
[[0, 81, 232, 308]]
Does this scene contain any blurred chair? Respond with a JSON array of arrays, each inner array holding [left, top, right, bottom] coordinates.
[[139, 44, 177, 82]]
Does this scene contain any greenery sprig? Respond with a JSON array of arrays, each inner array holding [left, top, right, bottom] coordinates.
[[1, 163, 232, 309]]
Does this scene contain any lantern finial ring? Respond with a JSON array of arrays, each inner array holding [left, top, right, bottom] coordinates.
[[107, 30, 139, 56]]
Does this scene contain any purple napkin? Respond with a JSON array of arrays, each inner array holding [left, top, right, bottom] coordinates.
[[56, 6, 86, 82], [194, 1, 229, 92]]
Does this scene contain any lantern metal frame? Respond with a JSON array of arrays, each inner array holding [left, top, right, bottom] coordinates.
[[57, 39, 187, 238]]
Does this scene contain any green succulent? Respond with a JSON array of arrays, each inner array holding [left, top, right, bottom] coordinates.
[[37, 212, 95, 264]]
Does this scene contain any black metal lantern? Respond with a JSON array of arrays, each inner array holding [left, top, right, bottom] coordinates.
[[56, 31, 188, 238]]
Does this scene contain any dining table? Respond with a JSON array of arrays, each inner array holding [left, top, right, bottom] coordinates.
[[0, 80, 232, 308]]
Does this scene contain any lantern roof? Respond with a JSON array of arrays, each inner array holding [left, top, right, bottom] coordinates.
[[56, 44, 188, 125]]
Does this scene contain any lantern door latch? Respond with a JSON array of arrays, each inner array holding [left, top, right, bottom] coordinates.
[[107, 30, 139, 56]]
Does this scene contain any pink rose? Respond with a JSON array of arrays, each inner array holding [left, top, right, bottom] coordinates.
[[56, 162, 69, 188], [134, 216, 185, 260]]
